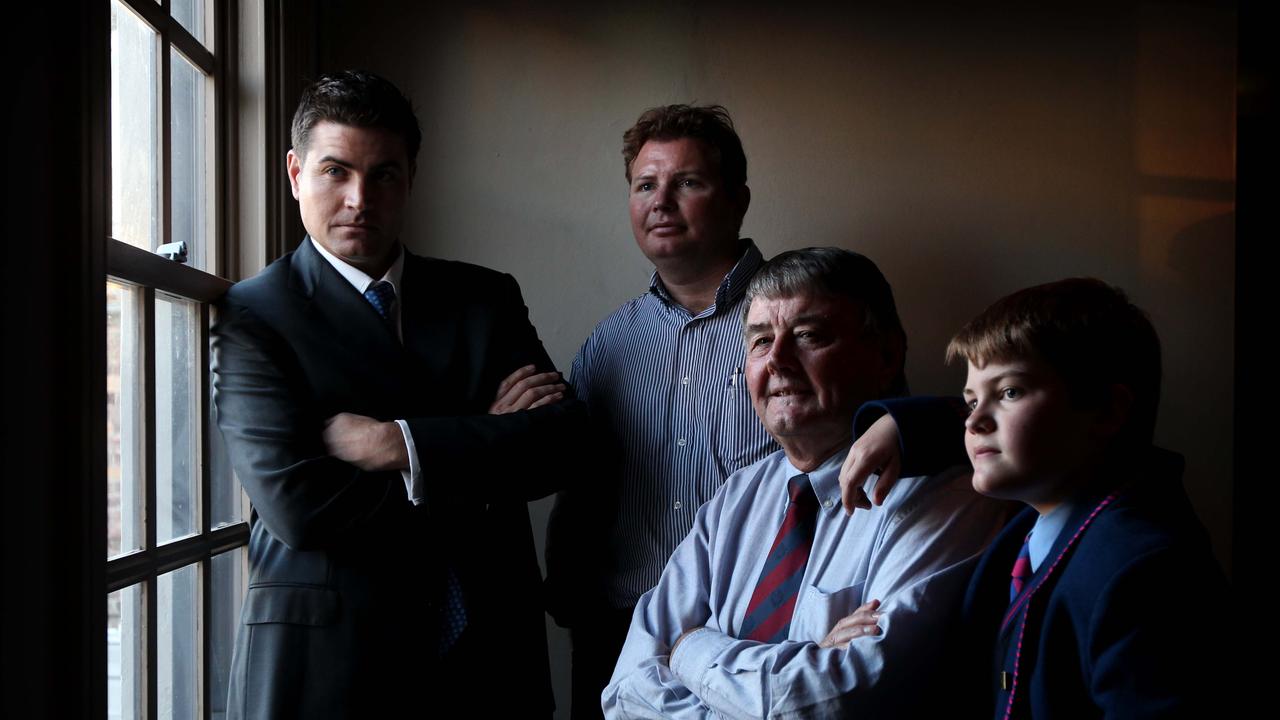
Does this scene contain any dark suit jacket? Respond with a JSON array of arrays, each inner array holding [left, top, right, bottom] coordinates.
[[212, 239, 584, 719], [955, 449, 1227, 719]]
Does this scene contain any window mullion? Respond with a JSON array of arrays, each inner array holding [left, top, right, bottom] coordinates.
[[160, 23, 172, 256], [202, 551, 213, 720], [144, 282, 158, 720], [200, 299, 213, 720], [146, 575, 158, 720]]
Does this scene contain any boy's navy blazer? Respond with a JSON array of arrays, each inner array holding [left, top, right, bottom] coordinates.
[[957, 449, 1227, 719], [212, 238, 585, 718]]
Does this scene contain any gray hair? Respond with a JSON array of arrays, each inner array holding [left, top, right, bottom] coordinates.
[[744, 247, 909, 396]]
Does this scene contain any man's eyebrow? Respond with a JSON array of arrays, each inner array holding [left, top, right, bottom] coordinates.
[[790, 313, 831, 326], [743, 322, 771, 336], [313, 156, 404, 172], [314, 155, 353, 167]]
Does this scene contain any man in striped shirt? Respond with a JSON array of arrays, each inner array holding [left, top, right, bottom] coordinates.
[[545, 105, 778, 719]]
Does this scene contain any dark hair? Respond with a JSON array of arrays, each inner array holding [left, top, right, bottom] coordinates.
[[946, 277, 1162, 445], [745, 247, 909, 397], [291, 70, 422, 165], [622, 104, 747, 190]]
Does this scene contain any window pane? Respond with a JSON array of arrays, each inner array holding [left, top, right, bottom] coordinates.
[[110, 0, 160, 251], [209, 550, 245, 720], [108, 280, 145, 558], [209, 380, 243, 527], [159, 565, 199, 719], [171, 0, 208, 47], [156, 294, 199, 543], [171, 48, 213, 272], [107, 583, 145, 720]]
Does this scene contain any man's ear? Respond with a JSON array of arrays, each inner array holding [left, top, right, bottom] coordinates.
[[1094, 383, 1135, 439], [736, 185, 752, 222], [286, 149, 304, 200]]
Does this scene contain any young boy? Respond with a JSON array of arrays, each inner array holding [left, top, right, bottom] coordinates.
[[948, 277, 1226, 718]]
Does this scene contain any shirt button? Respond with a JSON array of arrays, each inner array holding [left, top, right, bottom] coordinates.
[[681, 376, 690, 385], [674, 501, 683, 510], [677, 438, 687, 447], [822, 499, 834, 509]]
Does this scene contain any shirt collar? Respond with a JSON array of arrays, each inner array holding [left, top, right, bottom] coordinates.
[[647, 239, 764, 314], [1028, 501, 1076, 573], [309, 236, 405, 296], [781, 444, 848, 513]]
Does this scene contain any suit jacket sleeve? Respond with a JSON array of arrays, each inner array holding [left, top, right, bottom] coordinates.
[[855, 396, 970, 477], [403, 271, 588, 511]]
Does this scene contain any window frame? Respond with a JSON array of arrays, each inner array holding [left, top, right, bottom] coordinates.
[[102, 1, 259, 717]]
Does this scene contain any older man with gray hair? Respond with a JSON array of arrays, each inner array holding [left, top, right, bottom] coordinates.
[[603, 247, 1009, 718]]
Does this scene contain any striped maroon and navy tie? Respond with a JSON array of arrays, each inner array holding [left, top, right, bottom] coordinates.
[[1009, 531, 1033, 603], [739, 474, 819, 643]]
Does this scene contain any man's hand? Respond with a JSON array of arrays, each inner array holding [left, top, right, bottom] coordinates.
[[322, 412, 410, 472], [488, 364, 567, 414], [839, 414, 902, 514], [818, 600, 883, 649]]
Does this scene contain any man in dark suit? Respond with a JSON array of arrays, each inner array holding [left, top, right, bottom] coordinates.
[[212, 70, 581, 719]]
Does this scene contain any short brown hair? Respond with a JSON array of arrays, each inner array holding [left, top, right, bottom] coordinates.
[[946, 278, 1162, 445], [622, 104, 747, 189], [291, 70, 421, 165]]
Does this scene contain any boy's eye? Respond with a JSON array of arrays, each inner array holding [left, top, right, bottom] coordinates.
[[635, 181, 654, 192], [966, 398, 978, 411], [1000, 387, 1022, 400]]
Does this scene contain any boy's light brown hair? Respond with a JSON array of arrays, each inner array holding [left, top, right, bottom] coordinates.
[[946, 277, 1162, 446]]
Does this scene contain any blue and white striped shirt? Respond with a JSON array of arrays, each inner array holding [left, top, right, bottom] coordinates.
[[568, 241, 779, 608]]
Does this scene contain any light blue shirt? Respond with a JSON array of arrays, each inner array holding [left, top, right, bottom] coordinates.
[[603, 447, 1011, 719], [1028, 502, 1075, 572]]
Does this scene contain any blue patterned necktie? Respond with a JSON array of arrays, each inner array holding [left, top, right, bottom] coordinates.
[[363, 278, 466, 649], [363, 280, 396, 321], [439, 569, 468, 656]]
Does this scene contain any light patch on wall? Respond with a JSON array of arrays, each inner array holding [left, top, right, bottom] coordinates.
[[1135, 2, 1236, 181]]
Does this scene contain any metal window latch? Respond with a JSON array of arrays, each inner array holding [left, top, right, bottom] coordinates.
[[156, 240, 187, 263]]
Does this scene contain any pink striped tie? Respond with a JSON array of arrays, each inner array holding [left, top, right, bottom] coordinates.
[[1009, 531, 1033, 603]]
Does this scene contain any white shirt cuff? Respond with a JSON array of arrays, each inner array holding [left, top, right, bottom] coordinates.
[[395, 419, 423, 505]]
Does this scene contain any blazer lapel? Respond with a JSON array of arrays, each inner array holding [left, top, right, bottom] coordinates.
[[289, 238, 410, 386], [398, 251, 470, 412]]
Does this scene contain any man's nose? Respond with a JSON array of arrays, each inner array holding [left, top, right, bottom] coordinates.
[[345, 177, 369, 210], [765, 335, 797, 374], [653, 182, 676, 211]]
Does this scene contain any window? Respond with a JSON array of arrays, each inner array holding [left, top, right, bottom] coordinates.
[[105, 1, 254, 717]]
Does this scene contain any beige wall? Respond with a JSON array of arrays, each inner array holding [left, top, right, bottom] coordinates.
[[320, 1, 1234, 713]]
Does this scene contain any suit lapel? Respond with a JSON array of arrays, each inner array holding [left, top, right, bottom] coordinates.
[[290, 238, 409, 384], [398, 252, 471, 411]]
